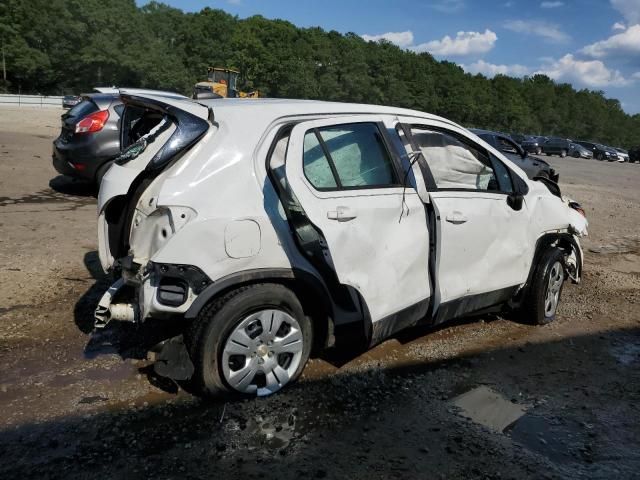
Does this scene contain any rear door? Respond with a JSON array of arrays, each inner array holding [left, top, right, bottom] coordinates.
[[284, 116, 431, 326]]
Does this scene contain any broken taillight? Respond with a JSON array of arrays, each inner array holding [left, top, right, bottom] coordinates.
[[569, 201, 586, 217], [75, 110, 109, 134]]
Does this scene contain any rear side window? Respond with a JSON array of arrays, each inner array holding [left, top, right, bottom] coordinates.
[[67, 99, 99, 119], [303, 123, 397, 190]]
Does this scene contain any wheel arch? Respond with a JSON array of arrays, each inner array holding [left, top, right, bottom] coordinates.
[[184, 268, 336, 353], [512, 231, 583, 308]]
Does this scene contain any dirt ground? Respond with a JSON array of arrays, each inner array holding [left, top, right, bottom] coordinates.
[[1, 106, 639, 479]]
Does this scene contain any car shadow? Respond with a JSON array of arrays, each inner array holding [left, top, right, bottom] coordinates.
[[49, 175, 97, 197]]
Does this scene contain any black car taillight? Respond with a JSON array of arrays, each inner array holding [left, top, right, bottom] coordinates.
[[75, 110, 109, 134]]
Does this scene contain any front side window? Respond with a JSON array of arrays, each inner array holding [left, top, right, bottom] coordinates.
[[411, 128, 500, 191], [303, 123, 397, 190]]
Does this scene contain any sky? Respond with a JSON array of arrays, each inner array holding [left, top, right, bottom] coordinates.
[[146, 0, 640, 114]]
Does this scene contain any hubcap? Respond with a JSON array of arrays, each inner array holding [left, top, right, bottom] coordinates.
[[544, 261, 564, 318], [221, 309, 304, 396]]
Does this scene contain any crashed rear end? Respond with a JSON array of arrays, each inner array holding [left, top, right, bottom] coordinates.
[[95, 93, 212, 327]]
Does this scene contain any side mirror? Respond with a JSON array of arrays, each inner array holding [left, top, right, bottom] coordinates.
[[507, 193, 524, 211]]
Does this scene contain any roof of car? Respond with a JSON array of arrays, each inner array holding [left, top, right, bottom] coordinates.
[[196, 97, 458, 126]]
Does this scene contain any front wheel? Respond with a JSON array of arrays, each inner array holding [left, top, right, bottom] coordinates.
[[560, 149, 567, 158], [523, 248, 565, 325], [573, 151, 580, 158], [536, 147, 542, 155], [185, 284, 312, 398]]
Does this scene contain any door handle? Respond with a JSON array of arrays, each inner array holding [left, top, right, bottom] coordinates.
[[327, 206, 357, 222], [445, 211, 467, 224]]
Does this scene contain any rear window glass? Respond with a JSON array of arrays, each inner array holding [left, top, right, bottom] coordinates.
[[319, 124, 396, 188], [67, 99, 99, 119]]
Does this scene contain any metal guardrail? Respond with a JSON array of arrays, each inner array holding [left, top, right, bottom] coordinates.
[[0, 94, 64, 108]]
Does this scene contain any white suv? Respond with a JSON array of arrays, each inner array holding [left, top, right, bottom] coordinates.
[[96, 93, 588, 397]]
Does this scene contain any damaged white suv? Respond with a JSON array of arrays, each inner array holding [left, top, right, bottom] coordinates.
[[96, 93, 587, 397]]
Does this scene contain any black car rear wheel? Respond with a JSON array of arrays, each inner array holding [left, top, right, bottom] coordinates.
[[95, 161, 113, 188]]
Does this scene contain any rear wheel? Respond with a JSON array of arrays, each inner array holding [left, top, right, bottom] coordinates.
[[536, 147, 542, 155], [523, 248, 565, 325], [560, 149, 567, 158], [185, 284, 312, 398]]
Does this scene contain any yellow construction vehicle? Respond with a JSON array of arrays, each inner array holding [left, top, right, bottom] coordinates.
[[193, 67, 259, 99]]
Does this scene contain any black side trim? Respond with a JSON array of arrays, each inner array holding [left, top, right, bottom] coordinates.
[[434, 286, 519, 325], [369, 298, 430, 347], [182, 268, 357, 328]]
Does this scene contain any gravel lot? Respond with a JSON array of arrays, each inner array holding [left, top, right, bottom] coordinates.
[[1, 107, 639, 479]]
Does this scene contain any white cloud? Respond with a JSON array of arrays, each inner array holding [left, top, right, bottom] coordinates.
[[361, 31, 415, 48], [633, 71, 640, 79], [612, 21, 627, 30], [430, 0, 465, 13], [611, 0, 640, 24], [541, 1, 564, 8], [504, 20, 570, 43], [581, 24, 640, 58], [412, 29, 497, 56], [535, 54, 632, 87], [504, 1, 514, 6], [462, 60, 530, 77]]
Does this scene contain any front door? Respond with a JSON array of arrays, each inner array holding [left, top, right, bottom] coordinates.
[[398, 119, 532, 316], [285, 116, 431, 326]]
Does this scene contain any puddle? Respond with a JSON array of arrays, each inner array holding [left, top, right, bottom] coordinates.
[[0, 188, 94, 210], [508, 414, 587, 464], [610, 341, 640, 365], [451, 385, 526, 432]]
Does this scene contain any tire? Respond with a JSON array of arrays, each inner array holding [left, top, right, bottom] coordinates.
[[536, 147, 542, 155], [523, 248, 565, 325], [573, 151, 580, 158], [560, 149, 567, 158], [185, 283, 312, 398], [597, 153, 603, 160]]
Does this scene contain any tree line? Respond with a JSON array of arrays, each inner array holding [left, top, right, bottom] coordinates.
[[2, 0, 639, 147]]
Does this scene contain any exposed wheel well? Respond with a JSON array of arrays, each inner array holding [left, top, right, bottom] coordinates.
[[184, 270, 335, 355], [511, 232, 582, 309]]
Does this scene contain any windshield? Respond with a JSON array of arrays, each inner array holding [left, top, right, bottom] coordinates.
[[66, 98, 98, 119]]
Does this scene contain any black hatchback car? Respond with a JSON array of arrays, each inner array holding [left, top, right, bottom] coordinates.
[[470, 129, 558, 182], [575, 141, 619, 161], [52, 93, 123, 186]]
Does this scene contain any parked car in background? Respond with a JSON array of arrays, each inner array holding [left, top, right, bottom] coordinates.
[[521, 135, 546, 155], [542, 137, 573, 157], [510, 133, 526, 145], [614, 147, 629, 162], [629, 146, 640, 163], [62, 95, 81, 109], [95, 95, 587, 398], [569, 143, 593, 159], [575, 141, 619, 161], [53, 93, 123, 186], [53, 88, 187, 187], [470, 129, 558, 181]]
